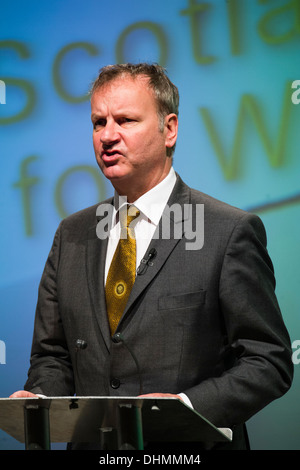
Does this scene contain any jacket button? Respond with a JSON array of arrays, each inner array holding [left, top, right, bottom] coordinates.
[[110, 378, 120, 389]]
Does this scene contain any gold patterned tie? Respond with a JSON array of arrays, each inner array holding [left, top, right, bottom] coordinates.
[[105, 205, 140, 335]]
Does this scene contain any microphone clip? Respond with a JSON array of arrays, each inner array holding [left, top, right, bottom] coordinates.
[[137, 248, 157, 275]]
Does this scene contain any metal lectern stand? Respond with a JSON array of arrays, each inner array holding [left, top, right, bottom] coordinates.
[[0, 396, 232, 450]]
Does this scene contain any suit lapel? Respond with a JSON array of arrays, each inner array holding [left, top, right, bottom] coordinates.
[[85, 200, 113, 350]]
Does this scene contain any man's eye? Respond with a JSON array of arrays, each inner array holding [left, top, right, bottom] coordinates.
[[93, 119, 106, 129], [119, 117, 135, 125]]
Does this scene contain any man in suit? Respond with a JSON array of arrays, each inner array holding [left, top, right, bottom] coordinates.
[[11, 63, 293, 449]]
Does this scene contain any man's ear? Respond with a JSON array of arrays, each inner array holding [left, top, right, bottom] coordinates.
[[164, 113, 178, 151]]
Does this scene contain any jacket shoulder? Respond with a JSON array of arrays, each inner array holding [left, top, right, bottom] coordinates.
[[58, 198, 113, 235], [190, 187, 248, 218], [175, 174, 250, 220]]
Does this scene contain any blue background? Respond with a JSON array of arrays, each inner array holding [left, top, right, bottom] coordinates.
[[0, 0, 299, 449]]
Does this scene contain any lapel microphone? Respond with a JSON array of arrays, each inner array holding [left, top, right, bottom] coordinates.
[[137, 248, 157, 275]]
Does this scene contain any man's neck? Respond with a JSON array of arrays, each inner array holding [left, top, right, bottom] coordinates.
[[112, 164, 173, 203]]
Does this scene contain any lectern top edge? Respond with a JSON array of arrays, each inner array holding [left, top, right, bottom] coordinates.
[[0, 396, 232, 447]]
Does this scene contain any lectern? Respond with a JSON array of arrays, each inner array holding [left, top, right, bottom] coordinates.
[[0, 396, 232, 450]]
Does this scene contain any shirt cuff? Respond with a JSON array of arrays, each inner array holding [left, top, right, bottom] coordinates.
[[178, 393, 194, 409]]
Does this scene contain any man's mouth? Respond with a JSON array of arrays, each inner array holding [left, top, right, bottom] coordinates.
[[101, 150, 122, 164]]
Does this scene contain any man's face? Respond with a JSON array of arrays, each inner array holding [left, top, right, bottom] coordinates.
[[91, 75, 177, 200]]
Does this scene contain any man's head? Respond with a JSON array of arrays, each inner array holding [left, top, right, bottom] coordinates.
[[90, 63, 179, 201]]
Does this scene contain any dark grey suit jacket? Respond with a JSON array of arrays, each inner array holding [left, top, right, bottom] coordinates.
[[25, 175, 293, 449]]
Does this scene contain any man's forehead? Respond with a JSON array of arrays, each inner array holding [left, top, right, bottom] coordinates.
[[91, 75, 157, 114]]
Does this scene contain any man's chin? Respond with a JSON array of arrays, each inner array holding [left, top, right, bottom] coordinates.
[[101, 165, 130, 183]]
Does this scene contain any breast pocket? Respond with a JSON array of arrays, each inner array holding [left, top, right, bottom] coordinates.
[[158, 290, 206, 314]]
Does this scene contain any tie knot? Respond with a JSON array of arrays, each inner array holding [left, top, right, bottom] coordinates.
[[119, 205, 140, 229]]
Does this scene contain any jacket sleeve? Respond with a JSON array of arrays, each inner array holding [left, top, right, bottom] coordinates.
[[24, 223, 75, 396], [184, 213, 293, 427]]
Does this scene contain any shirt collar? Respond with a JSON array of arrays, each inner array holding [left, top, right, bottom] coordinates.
[[112, 167, 176, 227]]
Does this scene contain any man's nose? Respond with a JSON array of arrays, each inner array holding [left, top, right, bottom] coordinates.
[[100, 121, 120, 146]]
